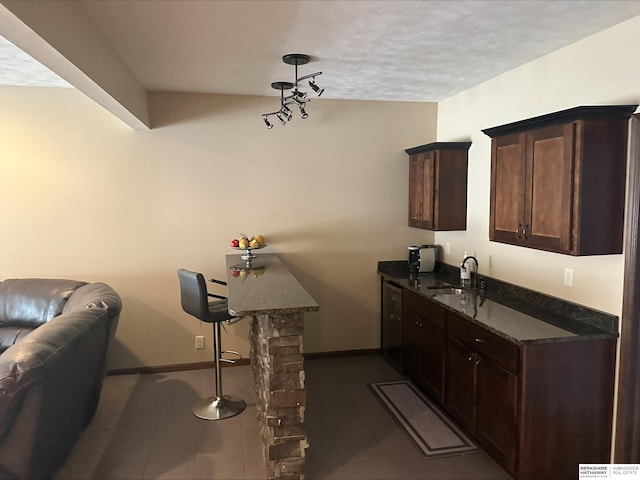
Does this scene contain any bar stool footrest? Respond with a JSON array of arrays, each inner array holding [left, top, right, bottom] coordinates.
[[220, 350, 242, 364]]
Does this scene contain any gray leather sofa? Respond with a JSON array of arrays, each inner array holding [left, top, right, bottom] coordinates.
[[0, 278, 122, 480]]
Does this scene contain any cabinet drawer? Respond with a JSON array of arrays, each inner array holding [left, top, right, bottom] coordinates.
[[448, 313, 519, 373], [403, 290, 446, 329]]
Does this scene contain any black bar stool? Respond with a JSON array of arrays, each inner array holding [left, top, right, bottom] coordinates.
[[177, 268, 246, 420]]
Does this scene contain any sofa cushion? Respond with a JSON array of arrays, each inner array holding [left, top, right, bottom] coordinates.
[[0, 328, 32, 354], [0, 279, 86, 329]]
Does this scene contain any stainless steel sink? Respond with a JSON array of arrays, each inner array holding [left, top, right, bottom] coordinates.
[[428, 287, 465, 295]]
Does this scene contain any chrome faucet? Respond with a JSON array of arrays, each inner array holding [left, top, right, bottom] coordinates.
[[460, 255, 479, 289]]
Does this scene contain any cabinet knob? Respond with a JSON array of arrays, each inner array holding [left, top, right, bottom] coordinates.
[[474, 338, 485, 344], [475, 357, 482, 365], [467, 356, 473, 362], [516, 223, 530, 240]]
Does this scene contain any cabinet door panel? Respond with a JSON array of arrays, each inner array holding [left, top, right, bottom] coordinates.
[[421, 152, 435, 229], [419, 318, 446, 403], [526, 124, 574, 252], [490, 134, 525, 244], [402, 307, 422, 380], [445, 336, 475, 432], [434, 149, 469, 230], [403, 292, 447, 403], [476, 358, 518, 473], [408, 156, 424, 227]]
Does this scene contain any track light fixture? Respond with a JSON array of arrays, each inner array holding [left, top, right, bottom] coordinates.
[[262, 81, 293, 128], [261, 53, 324, 129]]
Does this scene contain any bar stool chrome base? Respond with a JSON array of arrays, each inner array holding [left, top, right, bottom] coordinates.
[[193, 395, 246, 420]]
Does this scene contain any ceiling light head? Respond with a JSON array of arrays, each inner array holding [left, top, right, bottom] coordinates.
[[281, 103, 291, 114], [288, 90, 308, 107], [299, 105, 309, 119], [263, 116, 273, 129], [295, 90, 308, 102], [275, 113, 287, 125], [309, 79, 324, 96], [280, 108, 293, 121]]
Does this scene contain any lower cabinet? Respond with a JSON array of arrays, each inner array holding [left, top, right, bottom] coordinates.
[[402, 290, 446, 403], [399, 291, 616, 480], [446, 334, 517, 472], [446, 313, 518, 473], [475, 357, 517, 471], [444, 336, 474, 431]]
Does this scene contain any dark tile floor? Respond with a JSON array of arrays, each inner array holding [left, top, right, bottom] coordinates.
[[95, 355, 510, 479]]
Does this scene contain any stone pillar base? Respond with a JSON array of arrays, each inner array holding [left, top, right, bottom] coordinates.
[[250, 312, 307, 480]]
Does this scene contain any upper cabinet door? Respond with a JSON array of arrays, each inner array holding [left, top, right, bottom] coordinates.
[[525, 123, 575, 253], [405, 142, 471, 231], [408, 151, 435, 229], [490, 133, 526, 244], [420, 151, 435, 229], [491, 125, 575, 253], [408, 155, 425, 228], [484, 105, 637, 256]]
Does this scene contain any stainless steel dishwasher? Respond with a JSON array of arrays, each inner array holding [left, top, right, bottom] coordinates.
[[381, 280, 403, 373]]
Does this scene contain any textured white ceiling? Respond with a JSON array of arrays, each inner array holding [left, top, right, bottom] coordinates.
[[0, 34, 70, 88], [2, 0, 640, 102]]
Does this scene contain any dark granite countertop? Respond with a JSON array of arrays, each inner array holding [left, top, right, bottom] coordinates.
[[226, 253, 319, 316], [378, 260, 618, 345]]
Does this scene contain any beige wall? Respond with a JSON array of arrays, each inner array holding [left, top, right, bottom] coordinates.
[[0, 88, 437, 369], [436, 15, 640, 318], [4, 14, 638, 371]]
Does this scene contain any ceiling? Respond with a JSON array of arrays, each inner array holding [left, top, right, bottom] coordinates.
[[1, 0, 639, 124], [0, 34, 71, 88]]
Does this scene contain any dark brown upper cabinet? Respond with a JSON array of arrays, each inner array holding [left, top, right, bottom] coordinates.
[[405, 142, 471, 231], [483, 105, 638, 255]]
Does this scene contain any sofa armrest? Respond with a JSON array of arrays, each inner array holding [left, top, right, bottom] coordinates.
[[0, 306, 109, 479], [64, 283, 121, 320], [63, 283, 122, 425]]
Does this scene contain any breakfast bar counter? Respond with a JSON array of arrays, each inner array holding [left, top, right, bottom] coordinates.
[[226, 253, 318, 480]]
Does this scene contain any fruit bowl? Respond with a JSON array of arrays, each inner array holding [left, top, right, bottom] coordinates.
[[231, 244, 267, 261], [229, 234, 267, 262]]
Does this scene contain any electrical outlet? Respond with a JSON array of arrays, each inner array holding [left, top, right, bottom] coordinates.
[[564, 268, 573, 286], [195, 335, 205, 350], [445, 242, 451, 255]]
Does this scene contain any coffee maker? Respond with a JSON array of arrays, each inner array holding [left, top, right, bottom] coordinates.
[[408, 246, 420, 273]]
